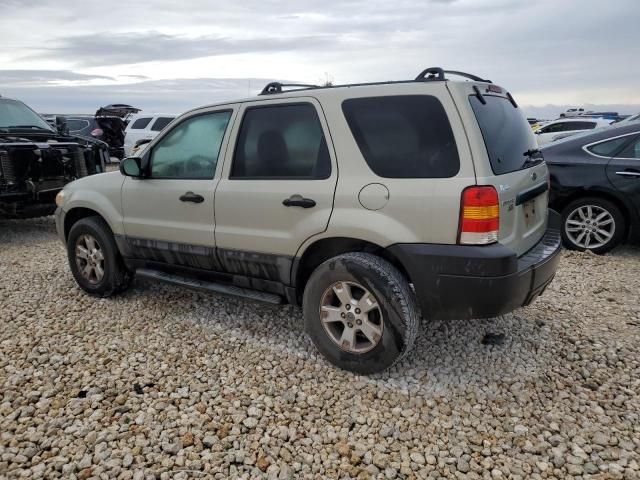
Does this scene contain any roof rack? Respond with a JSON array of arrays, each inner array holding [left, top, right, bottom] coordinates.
[[414, 67, 492, 83], [260, 82, 320, 95], [258, 67, 492, 96]]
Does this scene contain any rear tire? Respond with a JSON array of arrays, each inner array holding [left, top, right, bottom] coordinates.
[[67, 216, 132, 296], [561, 197, 625, 254], [302, 253, 419, 374]]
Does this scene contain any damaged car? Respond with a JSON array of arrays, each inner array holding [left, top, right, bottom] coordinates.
[[0, 95, 108, 219], [60, 104, 141, 161]]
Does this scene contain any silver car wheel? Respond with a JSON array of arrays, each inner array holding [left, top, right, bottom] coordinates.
[[319, 281, 384, 354], [75, 234, 105, 284], [565, 204, 615, 249]]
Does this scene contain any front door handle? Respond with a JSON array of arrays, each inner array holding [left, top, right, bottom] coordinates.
[[179, 191, 205, 203], [615, 170, 640, 178], [282, 194, 316, 208]]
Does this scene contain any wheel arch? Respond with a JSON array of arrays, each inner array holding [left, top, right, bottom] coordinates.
[[291, 237, 411, 304], [64, 207, 114, 242]]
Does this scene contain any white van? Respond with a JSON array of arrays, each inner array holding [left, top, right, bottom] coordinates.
[[123, 114, 175, 157]]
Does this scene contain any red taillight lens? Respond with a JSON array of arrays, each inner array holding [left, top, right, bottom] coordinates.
[[458, 186, 499, 245], [90, 128, 104, 137]]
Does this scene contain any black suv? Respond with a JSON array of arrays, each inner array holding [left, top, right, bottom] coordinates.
[[0, 96, 108, 219]]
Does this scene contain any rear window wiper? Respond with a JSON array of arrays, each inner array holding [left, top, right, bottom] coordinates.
[[522, 148, 544, 169]]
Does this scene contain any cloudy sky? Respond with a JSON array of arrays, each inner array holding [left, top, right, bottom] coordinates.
[[1, 0, 638, 118]]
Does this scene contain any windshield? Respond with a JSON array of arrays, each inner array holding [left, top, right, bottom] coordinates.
[[0, 99, 54, 131], [469, 95, 537, 175]]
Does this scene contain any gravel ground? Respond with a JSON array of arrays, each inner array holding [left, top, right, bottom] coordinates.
[[1, 217, 639, 480]]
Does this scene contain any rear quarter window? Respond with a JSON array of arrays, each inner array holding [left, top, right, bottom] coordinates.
[[342, 95, 460, 178]]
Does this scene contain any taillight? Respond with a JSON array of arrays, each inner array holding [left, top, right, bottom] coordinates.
[[458, 186, 499, 245], [90, 128, 104, 137]]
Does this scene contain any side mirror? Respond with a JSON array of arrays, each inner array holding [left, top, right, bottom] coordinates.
[[120, 157, 143, 177]]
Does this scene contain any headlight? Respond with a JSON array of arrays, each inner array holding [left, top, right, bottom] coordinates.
[[55, 190, 66, 207]]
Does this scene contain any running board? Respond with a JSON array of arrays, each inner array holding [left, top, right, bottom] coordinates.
[[135, 268, 283, 304]]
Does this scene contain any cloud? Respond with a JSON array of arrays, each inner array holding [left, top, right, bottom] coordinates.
[[27, 32, 339, 67], [0, 69, 114, 85]]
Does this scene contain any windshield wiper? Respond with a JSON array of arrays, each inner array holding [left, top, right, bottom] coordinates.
[[522, 148, 544, 169]]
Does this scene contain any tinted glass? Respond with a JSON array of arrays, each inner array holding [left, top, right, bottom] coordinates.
[[587, 136, 631, 157], [151, 111, 232, 179], [67, 119, 91, 133], [469, 95, 537, 175], [231, 104, 330, 179], [131, 117, 152, 129], [566, 121, 597, 130], [151, 116, 174, 132], [342, 96, 459, 178], [540, 122, 566, 133], [617, 136, 640, 159]]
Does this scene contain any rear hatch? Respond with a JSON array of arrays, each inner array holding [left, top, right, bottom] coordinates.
[[451, 83, 549, 256]]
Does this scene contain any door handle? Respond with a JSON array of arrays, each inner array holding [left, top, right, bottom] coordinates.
[[282, 194, 316, 208], [179, 191, 205, 203], [615, 171, 640, 178]]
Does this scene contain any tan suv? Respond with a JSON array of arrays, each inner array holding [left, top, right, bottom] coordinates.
[[54, 67, 562, 374]]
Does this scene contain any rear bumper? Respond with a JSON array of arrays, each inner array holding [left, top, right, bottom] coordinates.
[[387, 210, 562, 320]]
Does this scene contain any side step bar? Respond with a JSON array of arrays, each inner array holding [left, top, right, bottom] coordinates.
[[136, 268, 283, 305]]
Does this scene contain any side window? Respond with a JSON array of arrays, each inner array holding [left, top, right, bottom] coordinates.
[[131, 117, 152, 129], [541, 122, 565, 134], [150, 116, 174, 132], [587, 137, 632, 157], [150, 111, 232, 179], [231, 104, 330, 179], [342, 95, 460, 178], [568, 121, 596, 130], [617, 136, 640, 159], [67, 119, 90, 132]]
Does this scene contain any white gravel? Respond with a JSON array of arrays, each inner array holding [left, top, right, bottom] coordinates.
[[1, 216, 639, 479]]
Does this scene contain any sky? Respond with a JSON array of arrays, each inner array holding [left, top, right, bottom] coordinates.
[[1, 0, 639, 118]]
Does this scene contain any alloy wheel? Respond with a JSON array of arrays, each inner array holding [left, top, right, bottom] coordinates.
[[75, 234, 105, 284], [319, 281, 384, 354], [565, 204, 615, 249]]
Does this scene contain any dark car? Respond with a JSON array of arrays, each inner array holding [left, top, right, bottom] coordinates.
[[0, 96, 108, 218], [60, 105, 140, 161], [543, 122, 640, 253]]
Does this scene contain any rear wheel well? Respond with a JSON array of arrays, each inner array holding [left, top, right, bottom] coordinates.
[[64, 208, 108, 241], [293, 237, 411, 303], [553, 190, 631, 238]]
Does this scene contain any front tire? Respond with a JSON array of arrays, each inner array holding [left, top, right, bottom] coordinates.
[[303, 253, 420, 374], [67, 216, 132, 296], [561, 197, 625, 254]]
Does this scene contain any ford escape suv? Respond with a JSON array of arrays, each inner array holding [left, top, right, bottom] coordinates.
[[55, 68, 561, 374]]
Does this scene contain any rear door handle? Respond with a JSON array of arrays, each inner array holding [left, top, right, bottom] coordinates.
[[282, 194, 316, 208], [179, 191, 205, 203], [615, 170, 640, 178]]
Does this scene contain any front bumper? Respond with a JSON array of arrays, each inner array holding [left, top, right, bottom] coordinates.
[[387, 210, 562, 320]]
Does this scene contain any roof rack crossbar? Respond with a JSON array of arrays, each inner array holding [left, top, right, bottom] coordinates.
[[260, 82, 320, 95], [415, 67, 492, 83]]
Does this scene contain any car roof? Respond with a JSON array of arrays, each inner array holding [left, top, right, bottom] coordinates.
[[548, 117, 611, 124], [184, 67, 496, 114], [542, 121, 640, 151]]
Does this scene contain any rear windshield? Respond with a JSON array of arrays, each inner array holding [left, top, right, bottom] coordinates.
[[469, 95, 537, 175], [342, 95, 460, 178]]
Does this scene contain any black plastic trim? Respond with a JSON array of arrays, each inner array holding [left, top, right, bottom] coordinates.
[[387, 210, 562, 320], [516, 181, 548, 206]]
